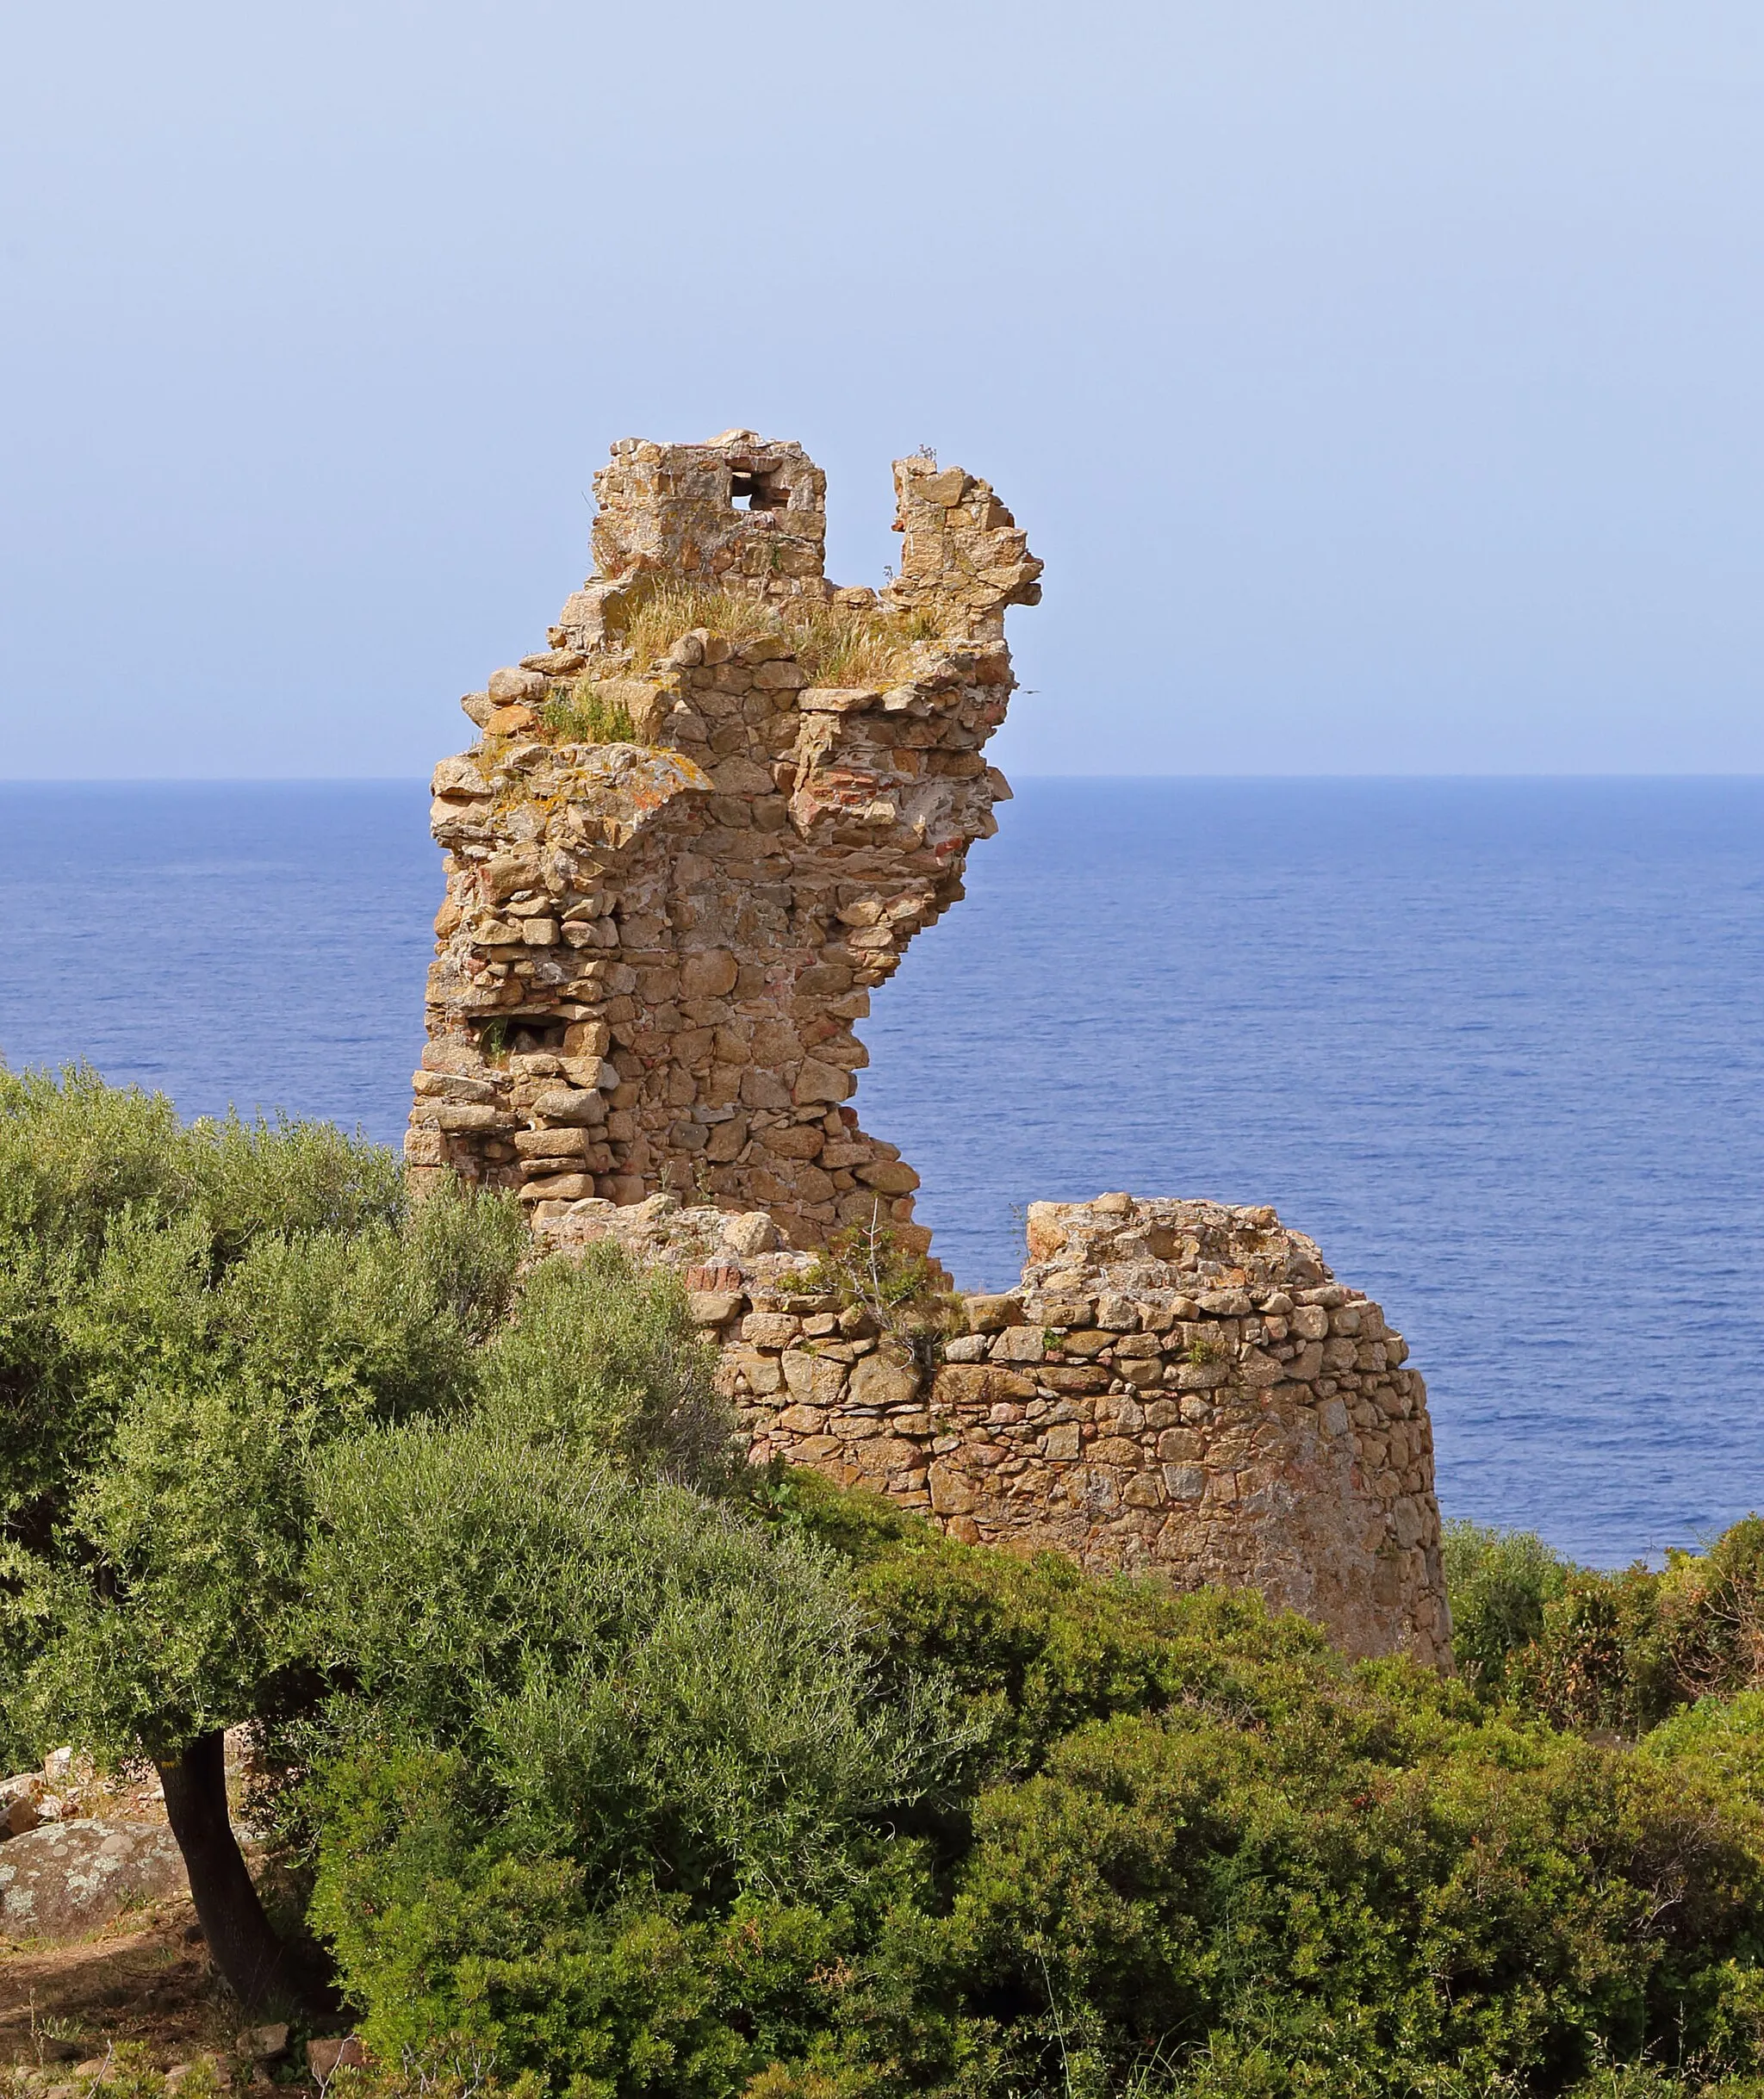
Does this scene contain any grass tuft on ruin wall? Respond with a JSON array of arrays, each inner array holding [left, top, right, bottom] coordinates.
[[608, 579, 943, 687]]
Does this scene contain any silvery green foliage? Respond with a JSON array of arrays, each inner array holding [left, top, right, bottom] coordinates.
[[306, 1424, 961, 1899], [0, 1067, 525, 1767]]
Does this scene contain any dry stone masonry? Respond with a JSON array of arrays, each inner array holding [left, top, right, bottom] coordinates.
[[543, 1189, 1450, 1668], [411, 431, 1040, 1250], [411, 432, 1450, 1665]]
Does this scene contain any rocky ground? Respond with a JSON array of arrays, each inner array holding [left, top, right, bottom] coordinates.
[[1, 1749, 335, 2091], [1, 1897, 239, 2077]]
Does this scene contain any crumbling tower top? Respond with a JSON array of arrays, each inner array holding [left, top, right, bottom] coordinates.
[[549, 429, 1041, 658], [417, 432, 1042, 1254]]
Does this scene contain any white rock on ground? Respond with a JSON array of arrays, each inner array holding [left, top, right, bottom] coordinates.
[[0, 1817, 189, 1940]]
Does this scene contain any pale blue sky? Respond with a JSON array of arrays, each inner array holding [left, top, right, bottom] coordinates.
[[3, 2, 1761, 779]]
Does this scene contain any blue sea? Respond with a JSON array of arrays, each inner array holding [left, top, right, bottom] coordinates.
[[1, 778, 1759, 1569]]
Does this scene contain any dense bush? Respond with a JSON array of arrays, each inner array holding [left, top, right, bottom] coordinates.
[[1448, 1518, 1764, 1738], [9, 1072, 1764, 2094], [472, 1242, 734, 1487], [306, 1492, 1764, 2099], [304, 1430, 950, 1901], [1642, 1692, 1764, 1810], [1442, 1517, 1575, 1692]]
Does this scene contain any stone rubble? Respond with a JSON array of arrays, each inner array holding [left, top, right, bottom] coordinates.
[[409, 433, 1450, 1666]]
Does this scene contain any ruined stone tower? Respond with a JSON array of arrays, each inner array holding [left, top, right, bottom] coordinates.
[[410, 432, 1040, 1249], [409, 433, 1451, 1668]]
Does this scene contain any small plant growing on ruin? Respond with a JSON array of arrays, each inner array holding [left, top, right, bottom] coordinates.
[[802, 1206, 960, 1360], [791, 600, 941, 686], [604, 577, 941, 688], [541, 680, 637, 745]]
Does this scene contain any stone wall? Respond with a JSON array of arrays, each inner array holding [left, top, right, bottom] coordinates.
[[408, 432, 1450, 1666], [542, 1189, 1450, 1668]]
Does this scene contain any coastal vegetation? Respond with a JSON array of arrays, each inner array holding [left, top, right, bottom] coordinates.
[[4, 1071, 1764, 2099]]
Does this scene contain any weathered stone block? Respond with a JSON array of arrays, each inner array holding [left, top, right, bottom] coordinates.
[[488, 667, 549, 705], [519, 1171, 598, 1202], [848, 1353, 921, 1409], [933, 1364, 1037, 1408], [679, 949, 739, 998], [858, 1161, 920, 1194], [781, 1351, 848, 1406], [742, 1313, 800, 1347], [514, 1128, 592, 1159], [794, 1059, 855, 1104], [1154, 1428, 1202, 1465], [928, 1462, 978, 1516], [1040, 1364, 1110, 1394]]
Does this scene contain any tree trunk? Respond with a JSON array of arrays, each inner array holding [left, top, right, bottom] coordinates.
[[157, 1730, 308, 2015]]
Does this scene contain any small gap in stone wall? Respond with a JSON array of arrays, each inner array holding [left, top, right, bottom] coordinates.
[[470, 1016, 568, 1056], [729, 469, 789, 512]]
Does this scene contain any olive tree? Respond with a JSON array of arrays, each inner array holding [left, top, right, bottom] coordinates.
[[0, 1067, 525, 2009]]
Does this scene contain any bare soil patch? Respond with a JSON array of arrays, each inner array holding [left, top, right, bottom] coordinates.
[[0, 1899, 240, 2073]]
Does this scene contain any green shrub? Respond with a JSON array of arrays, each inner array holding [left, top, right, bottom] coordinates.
[[1443, 1518, 1576, 1692], [0, 1061, 404, 1252], [800, 1214, 958, 1351], [1506, 1565, 1674, 1736], [1642, 1690, 1764, 1810], [846, 1531, 1357, 1793], [1654, 1522, 1764, 1706], [898, 1692, 1764, 2097], [473, 1240, 735, 1486], [304, 1432, 957, 1910], [542, 682, 638, 746], [751, 1464, 931, 1565], [1500, 1529, 1764, 1742], [1473, 1518, 1764, 1742], [309, 1747, 868, 2099]]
